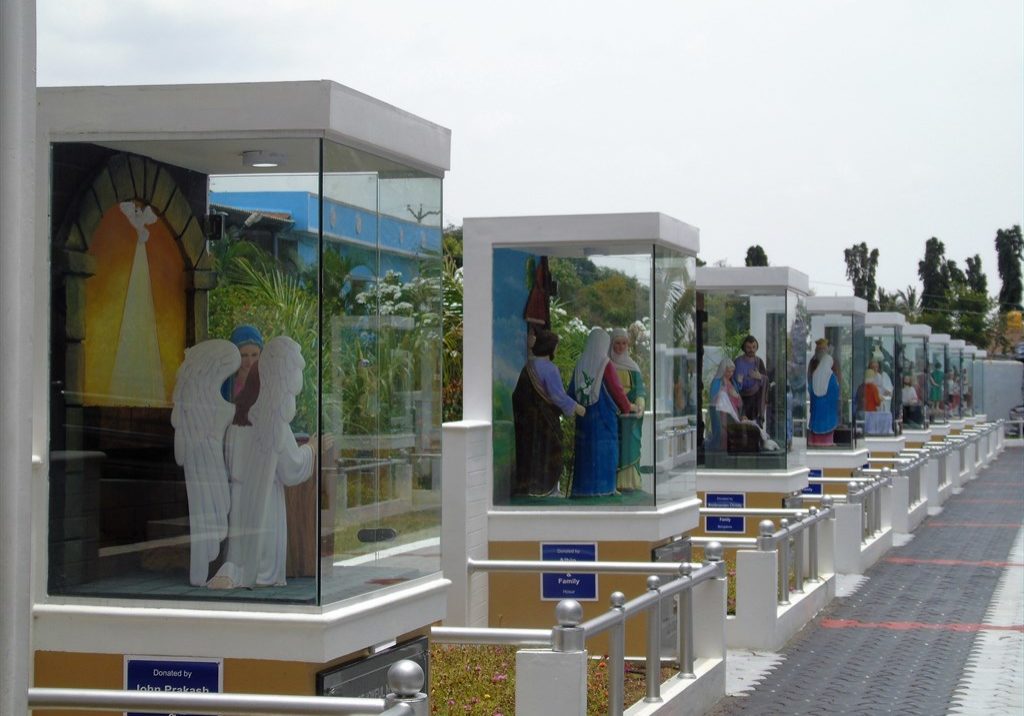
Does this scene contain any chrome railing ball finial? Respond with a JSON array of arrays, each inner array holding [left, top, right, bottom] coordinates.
[[647, 575, 662, 591], [388, 659, 425, 697], [610, 591, 626, 609], [555, 599, 583, 627], [705, 541, 724, 563]]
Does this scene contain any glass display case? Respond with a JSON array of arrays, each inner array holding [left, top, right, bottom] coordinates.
[[863, 313, 904, 436], [962, 345, 977, 417], [475, 214, 699, 509], [928, 333, 951, 424], [948, 340, 966, 419], [47, 124, 445, 604], [974, 350, 987, 415], [900, 323, 931, 429], [804, 297, 867, 449], [696, 267, 809, 470]]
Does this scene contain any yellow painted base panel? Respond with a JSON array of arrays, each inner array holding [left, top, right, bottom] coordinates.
[[488, 540, 666, 656], [33, 627, 429, 716], [823, 467, 858, 477]]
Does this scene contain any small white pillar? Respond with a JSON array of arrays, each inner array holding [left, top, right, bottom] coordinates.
[[693, 566, 727, 661], [890, 473, 910, 533], [516, 649, 589, 715], [832, 503, 863, 574], [730, 549, 778, 649], [440, 420, 492, 626], [817, 510, 836, 577], [880, 481, 893, 531]]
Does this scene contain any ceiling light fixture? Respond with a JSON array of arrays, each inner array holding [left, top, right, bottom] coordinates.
[[241, 150, 284, 168]]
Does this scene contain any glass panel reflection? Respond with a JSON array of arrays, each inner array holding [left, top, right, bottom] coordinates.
[[900, 335, 930, 429], [47, 137, 443, 607], [928, 342, 949, 424], [493, 245, 695, 508], [807, 312, 862, 448], [863, 326, 902, 436], [699, 288, 805, 470]]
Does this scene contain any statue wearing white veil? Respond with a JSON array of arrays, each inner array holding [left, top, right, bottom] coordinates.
[[172, 335, 315, 589]]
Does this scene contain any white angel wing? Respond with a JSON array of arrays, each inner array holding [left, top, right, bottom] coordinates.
[[226, 336, 311, 587], [171, 339, 240, 586]]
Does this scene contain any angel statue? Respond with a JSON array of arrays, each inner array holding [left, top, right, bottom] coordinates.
[[172, 335, 316, 589]]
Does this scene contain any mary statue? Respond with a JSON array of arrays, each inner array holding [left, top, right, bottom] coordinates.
[[807, 339, 840, 446]]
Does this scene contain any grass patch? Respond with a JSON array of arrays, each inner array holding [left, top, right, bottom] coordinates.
[[429, 644, 674, 714]]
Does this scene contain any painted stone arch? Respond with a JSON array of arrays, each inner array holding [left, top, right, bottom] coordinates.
[[58, 152, 215, 408]]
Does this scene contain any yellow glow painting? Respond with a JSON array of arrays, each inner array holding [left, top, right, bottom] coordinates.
[[84, 202, 186, 406]]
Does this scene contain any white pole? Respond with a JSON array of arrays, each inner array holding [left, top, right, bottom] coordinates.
[[0, 0, 37, 712]]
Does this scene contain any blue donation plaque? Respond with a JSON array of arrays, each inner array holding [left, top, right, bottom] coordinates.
[[802, 483, 824, 495], [704, 492, 745, 509], [705, 515, 746, 533], [808, 469, 823, 477], [124, 655, 222, 716], [541, 543, 597, 601]]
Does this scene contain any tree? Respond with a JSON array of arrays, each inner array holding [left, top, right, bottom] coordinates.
[[995, 225, 1023, 312], [843, 242, 880, 310], [744, 245, 768, 267], [443, 223, 464, 268], [914, 238, 994, 344], [917, 237, 953, 333], [896, 285, 921, 322], [918, 238, 947, 310], [442, 225, 464, 421], [950, 254, 993, 347], [876, 287, 898, 312], [965, 254, 987, 294]]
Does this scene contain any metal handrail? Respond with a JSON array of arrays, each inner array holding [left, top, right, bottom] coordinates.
[[431, 626, 551, 646], [28, 660, 428, 715], [438, 548, 728, 716], [700, 507, 806, 517], [754, 500, 834, 603], [467, 558, 695, 576]]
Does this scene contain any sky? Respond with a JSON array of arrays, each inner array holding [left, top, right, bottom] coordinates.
[[37, 0, 1023, 298]]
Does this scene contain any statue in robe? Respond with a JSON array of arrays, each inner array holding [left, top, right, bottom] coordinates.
[[807, 339, 840, 446], [609, 328, 647, 492], [512, 329, 584, 497], [569, 328, 636, 497], [733, 335, 767, 426]]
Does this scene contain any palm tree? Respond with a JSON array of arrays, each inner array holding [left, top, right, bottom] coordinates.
[[895, 285, 922, 322]]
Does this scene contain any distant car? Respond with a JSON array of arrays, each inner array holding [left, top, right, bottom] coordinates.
[[1009, 404, 1024, 437]]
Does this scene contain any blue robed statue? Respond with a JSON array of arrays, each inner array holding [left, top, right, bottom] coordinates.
[[808, 338, 840, 446]]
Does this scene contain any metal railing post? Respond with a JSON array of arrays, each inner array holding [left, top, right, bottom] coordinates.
[[848, 480, 864, 541], [758, 519, 775, 552], [793, 519, 805, 593], [677, 562, 695, 679], [644, 576, 663, 703], [608, 591, 626, 716], [778, 518, 791, 605], [807, 506, 820, 582], [552, 599, 585, 653], [384, 661, 429, 716]]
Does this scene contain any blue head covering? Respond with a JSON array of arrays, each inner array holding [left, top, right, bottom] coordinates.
[[230, 325, 264, 350]]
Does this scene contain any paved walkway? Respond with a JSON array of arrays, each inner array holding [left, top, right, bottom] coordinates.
[[709, 447, 1024, 716]]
